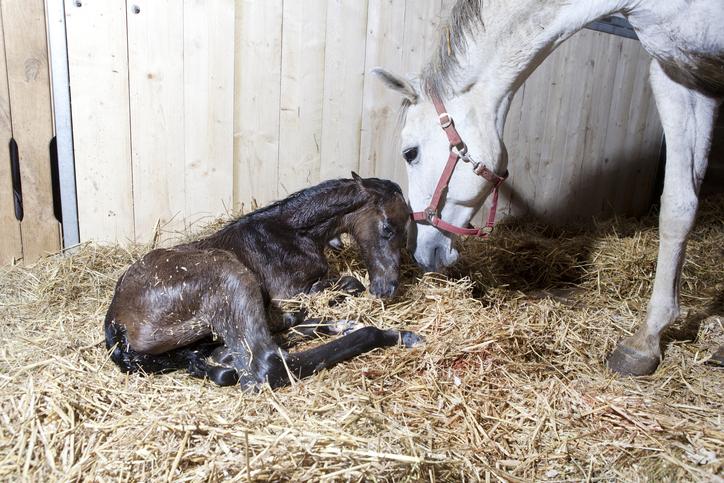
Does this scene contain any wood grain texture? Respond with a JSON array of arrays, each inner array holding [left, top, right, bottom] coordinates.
[[65, 0, 135, 244], [127, 0, 185, 242], [183, 0, 235, 226], [62, 1, 666, 245], [0, 8, 22, 264], [1, 0, 60, 261], [318, 0, 369, 181], [277, 0, 327, 196], [234, 0, 283, 208], [493, 29, 663, 224], [358, 0, 406, 181]]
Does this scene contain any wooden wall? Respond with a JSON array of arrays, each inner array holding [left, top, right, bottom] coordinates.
[[66, 0, 234, 244], [0, 0, 61, 264], [63, 1, 663, 246]]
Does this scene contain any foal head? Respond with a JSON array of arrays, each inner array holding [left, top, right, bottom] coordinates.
[[346, 173, 410, 298]]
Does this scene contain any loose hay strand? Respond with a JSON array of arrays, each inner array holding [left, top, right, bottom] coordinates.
[[0, 196, 722, 481]]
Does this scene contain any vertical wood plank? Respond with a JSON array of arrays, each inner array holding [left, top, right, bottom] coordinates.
[[277, 0, 327, 196], [499, 30, 662, 223], [567, 31, 620, 220], [65, 0, 135, 244], [318, 0, 369, 181], [127, 0, 185, 241], [358, 0, 406, 181], [0, 8, 22, 264], [1, 0, 60, 261], [234, 0, 283, 207], [396, 0, 449, 191], [616, 44, 661, 215], [183, 0, 235, 225]]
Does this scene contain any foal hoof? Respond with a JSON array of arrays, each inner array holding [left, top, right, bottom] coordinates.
[[328, 237, 344, 252], [607, 342, 660, 376], [208, 365, 240, 386], [337, 276, 365, 296], [399, 331, 424, 348], [706, 345, 724, 367]]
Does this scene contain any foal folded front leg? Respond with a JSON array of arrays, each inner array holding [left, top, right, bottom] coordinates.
[[202, 264, 282, 387], [310, 275, 366, 306], [263, 326, 424, 388], [273, 318, 365, 349]]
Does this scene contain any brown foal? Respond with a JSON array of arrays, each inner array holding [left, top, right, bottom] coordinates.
[[104, 173, 422, 389]]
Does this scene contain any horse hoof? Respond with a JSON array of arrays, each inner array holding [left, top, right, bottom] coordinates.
[[607, 342, 660, 376], [400, 331, 424, 348]]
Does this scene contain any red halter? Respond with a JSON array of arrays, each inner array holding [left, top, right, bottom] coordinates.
[[410, 96, 508, 238]]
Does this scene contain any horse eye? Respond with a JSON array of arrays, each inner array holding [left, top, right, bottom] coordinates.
[[402, 147, 418, 164], [381, 222, 394, 239]]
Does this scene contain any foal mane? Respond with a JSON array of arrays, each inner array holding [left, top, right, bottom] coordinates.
[[219, 178, 402, 235]]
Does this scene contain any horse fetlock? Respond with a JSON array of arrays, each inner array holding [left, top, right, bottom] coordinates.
[[607, 333, 661, 376]]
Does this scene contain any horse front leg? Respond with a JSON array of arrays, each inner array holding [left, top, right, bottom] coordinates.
[[263, 326, 424, 388], [608, 60, 720, 376]]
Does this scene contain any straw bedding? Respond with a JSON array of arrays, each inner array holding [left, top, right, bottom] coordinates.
[[1, 195, 722, 482]]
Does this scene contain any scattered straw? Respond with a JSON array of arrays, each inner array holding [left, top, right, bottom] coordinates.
[[1, 196, 722, 481]]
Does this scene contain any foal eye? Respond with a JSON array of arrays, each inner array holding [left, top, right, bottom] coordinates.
[[402, 147, 419, 164], [381, 223, 395, 239]]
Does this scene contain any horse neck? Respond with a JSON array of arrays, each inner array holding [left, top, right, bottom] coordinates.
[[435, 0, 638, 115], [265, 180, 370, 242]]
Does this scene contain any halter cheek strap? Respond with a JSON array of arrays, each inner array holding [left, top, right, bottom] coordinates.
[[410, 96, 508, 238]]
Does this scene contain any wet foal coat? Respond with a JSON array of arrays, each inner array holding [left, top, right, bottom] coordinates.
[[104, 175, 420, 388]]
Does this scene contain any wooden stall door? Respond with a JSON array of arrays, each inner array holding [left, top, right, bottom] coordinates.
[[0, 0, 61, 265]]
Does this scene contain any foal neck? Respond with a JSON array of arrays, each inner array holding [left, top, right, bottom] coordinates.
[[269, 179, 370, 242]]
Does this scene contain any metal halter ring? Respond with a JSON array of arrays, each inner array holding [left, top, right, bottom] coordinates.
[[424, 207, 437, 222], [451, 142, 468, 159]]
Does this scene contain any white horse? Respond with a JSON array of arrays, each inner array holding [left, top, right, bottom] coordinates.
[[375, 0, 723, 375]]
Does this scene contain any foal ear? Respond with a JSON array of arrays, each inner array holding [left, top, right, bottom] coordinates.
[[371, 68, 418, 103], [351, 171, 364, 185]]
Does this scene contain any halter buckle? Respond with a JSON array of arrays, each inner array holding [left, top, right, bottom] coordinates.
[[438, 113, 453, 129]]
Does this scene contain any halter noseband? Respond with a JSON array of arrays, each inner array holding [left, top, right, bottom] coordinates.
[[410, 95, 508, 238]]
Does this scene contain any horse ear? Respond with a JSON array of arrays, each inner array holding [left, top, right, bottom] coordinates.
[[351, 171, 363, 185], [371, 68, 418, 103]]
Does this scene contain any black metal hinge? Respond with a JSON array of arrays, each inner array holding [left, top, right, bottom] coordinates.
[[8, 138, 22, 221]]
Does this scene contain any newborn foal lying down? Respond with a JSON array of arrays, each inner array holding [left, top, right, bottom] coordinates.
[[104, 174, 421, 389]]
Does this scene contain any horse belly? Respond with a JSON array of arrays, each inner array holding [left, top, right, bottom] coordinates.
[[628, 0, 724, 97]]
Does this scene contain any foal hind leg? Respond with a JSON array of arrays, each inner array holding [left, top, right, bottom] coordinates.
[[608, 60, 720, 375]]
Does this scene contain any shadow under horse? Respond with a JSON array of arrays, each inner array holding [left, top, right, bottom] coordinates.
[[104, 173, 422, 389]]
